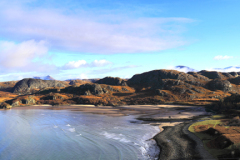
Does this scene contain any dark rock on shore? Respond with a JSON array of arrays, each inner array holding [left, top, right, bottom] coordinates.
[[153, 123, 216, 160], [13, 78, 66, 94], [0, 102, 12, 109], [5, 95, 37, 107], [21, 96, 36, 105], [11, 101, 20, 107], [95, 77, 127, 86]]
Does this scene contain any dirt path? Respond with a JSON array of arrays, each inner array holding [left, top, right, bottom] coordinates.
[[153, 122, 216, 160]]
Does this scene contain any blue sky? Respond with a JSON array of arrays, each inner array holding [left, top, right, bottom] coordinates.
[[0, 0, 240, 81]]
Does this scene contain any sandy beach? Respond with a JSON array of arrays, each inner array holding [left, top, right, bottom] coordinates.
[[12, 104, 214, 159]]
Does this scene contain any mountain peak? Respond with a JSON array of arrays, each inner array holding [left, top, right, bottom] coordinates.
[[33, 75, 55, 80], [174, 65, 198, 73]]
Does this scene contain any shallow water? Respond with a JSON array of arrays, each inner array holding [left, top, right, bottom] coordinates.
[[0, 108, 159, 160]]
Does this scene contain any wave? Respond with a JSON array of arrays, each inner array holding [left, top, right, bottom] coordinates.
[[101, 131, 159, 160], [68, 128, 75, 132], [101, 132, 131, 143]]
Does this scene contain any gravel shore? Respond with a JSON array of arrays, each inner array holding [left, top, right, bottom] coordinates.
[[153, 122, 216, 160]]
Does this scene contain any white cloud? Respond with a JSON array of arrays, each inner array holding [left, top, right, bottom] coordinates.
[[0, 40, 57, 74], [0, 39, 60, 75], [207, 66, 240, 72], [63, 60, 87, 69], [213, 55, 233, 60], [62, 59, 112, 69], [91, 60, 112, 67], [0, 5, 193, 54], [77, 73, 88, 79], [0, 40, 48, 68]]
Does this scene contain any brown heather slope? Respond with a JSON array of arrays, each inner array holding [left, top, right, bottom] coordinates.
[[0, 69, 240, 108]]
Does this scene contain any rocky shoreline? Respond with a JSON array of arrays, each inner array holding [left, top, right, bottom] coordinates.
[[153, 122, 216, 160]]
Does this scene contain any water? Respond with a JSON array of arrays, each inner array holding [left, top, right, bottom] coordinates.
[[0, 108, 160, 160]]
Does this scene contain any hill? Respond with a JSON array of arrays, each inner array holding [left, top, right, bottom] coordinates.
[[0, 69, 240, 107]]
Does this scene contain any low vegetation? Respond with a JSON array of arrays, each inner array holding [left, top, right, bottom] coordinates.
[[189, 94, 240, 159]]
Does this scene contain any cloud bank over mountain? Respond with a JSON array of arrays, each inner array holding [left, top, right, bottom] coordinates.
[[173, 66, 240, 73]]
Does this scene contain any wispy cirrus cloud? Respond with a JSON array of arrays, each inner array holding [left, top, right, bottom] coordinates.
[[0, 2, 194, 54], [213, 55, 234, 60]]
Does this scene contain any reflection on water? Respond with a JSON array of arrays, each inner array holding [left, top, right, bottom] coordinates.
[[0, 109, 159, 160]]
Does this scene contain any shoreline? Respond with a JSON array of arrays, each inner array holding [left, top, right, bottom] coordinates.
[[10, 104, 213, 159], [153, 122, 216, 160]]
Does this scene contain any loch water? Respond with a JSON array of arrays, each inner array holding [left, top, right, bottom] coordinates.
[[0, 108, 160, 160]]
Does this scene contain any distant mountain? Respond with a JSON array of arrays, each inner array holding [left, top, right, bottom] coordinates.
[[174, 65, 198, 73], [33, 75, 55, 80], [173, 65, 240, 73], [65, 78, 99, 83], [13, 78, 65, 94], [214, 66, 240, 72]]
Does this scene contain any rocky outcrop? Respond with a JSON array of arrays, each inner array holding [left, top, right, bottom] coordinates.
[[229, 77, 240, 85], [229, 72, 239, 77], [198, 70, 226, 80], [68, 79, 90, 85], [21, 96, 36, 105], [155, 89, 168, 96], [11, 101, 20, 107], [222, 73, 234, 78], [127, 69, 240, 95], [207, 79, 233, 92], [95, 77, 127, 86], [79, 83, 105, 95], [0, 102, 12, 109], [5, 96, 37, 107], [0, 81, 17, 91], [41, 93, 64, 100], [128, 70, 206, 90], [13, 78, 66, 94], [187, 72, 210, 81]]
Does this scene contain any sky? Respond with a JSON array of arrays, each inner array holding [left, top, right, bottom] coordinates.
[[0, 0, 240, 81]]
